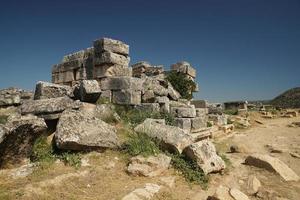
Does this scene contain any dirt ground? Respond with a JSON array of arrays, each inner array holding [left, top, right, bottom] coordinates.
[[0, 112, 299, 200]]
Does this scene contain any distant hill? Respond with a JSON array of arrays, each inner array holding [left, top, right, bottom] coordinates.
[[271, 87, 300, 108]]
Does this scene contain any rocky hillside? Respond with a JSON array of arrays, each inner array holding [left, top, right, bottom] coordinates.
[[271, 87, 300, 108]]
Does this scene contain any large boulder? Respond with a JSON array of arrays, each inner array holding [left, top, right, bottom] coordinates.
[[0, 115, 47, 168], [183, 140, 225, 174], [78, 80, 101, 103], [55, 109, 119, 150], [127, 154, 171, 177], [245, 154, 299, 181], [20, 97, 81, 120], [34, 81, 74, 100], [134, 118, 193, 153]]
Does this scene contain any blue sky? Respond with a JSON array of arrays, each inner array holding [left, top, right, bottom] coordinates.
[[0, 0, 299, 102]]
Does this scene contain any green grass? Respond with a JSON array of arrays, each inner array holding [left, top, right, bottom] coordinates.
[[169, 153, 209, 188], [31, 136, 82, 169], [0, 115, 8, 125], [223, 109, 238, 115], [122, 132, 161, 157]]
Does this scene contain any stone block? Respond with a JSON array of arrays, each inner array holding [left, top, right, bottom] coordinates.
[[98, 90, 112, 103], [112, 89, 141, 105], [196, 108, 208, 116], [94, 38, 129, 56], [100, 77, 143, 91], [135, 103, 160, 113], [170, 61, 196, 78], [191, 100, 208, 108], [142, 90, 155, 103], [79, 80, 101, 103], [94, 51, 130, 66], [191, 116, 207, 130], [155, 96, 170, 113], [94, 64, 132, 78], [34, 81, 74, 100], [209, 114, 227, 126], [174, 118, 191, 131], [170, 106, 196, 118]]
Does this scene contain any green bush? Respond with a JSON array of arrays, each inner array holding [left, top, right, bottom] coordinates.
[[159, 112, 175, 126], [57, 152, 82, 169], [166, 71, 196, 100], [0, 115, 8, 125], [123, 132, 160, 157], [223, 109, 238, 115], [169, 153, 209, 188]]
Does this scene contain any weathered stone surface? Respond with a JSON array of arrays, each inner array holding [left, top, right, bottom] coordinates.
[[101, 77, 143, 91], [196, 108, 208, 116], [95, 51, 130, 66], [0, 88, 27, 107], [79, 103, 120, 123], [94, 37, 129, 56], [112, 89, 141, 105], [191, 116, 208, 130], [209, 114, 227, 126], [155, 96, 170, 113], [245, 154, 299, 181], [134, 118, 193, 154], [247, 175, 261, 195], [171, 106, 196, 118], [0, 115, 47, 168], [122, 183, 161, 200], [159, 176, 176, 188], [174, 118, 191, 131], [192, 100, 208, 108], [142, 90, 155, 103], [34, 81, 74, 100], [183, 140, 225, 174], [55, 109, 119, 150], [171, 61, 196, 78], [132, 61, 164, 78], [94, 64, 132, 78], [21, 97, 81, 120], [167, 84, 181, 100], [229, 188, 250, 200], [62, 47, 94, 62], [127, 154, 171, 177], [207, 185, 233, 200], [135, 103, 160, 113], [78, 80, 101, 103], [142, 77, 169, 96], [220, 124, 234, 134]]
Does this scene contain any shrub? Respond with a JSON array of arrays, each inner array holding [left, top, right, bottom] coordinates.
[[169, 153, 209, 188], [57, 152, 82, 169], [0, 115, 8, 125], [166, 71, 196, 100], [207, 121, 212, 127], [223, 109, 238, 115], [31, 136, 56, 165], [123, 132, 160, 157]]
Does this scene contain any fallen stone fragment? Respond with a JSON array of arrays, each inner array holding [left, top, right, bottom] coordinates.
[[78, 80, 101, 103], [255, 188, 279, 200], [0, 115, 47, 168], [0, 88, 32, 107], [290, 152, 300, 159], [245, 154, 299, 181], [34, 81, 74, 100], [246, 175, 261, 195], [55, 109, 119, 150], [183, 140, 225, 174], [229, 188, 250, 200], [127, 154, 171, 177], [122, 183, 161, 200], [167, 83, 181, 100], [254, 120, 264, 125], [134, 118, 193, 154], [207, 185, 233, 200], [21, 97, 81, 120], [9, 163, 36, 179]]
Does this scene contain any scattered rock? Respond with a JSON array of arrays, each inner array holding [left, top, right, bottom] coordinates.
[[255, 120, 264, 125], [265, 144, 285, 153], [229, 145, 240, 153], [127, 154, 171, 177], [78, 80, 101, 103], [105, 161, 116, 170], [207, 185, 233, 200], [229, 188, 250, 200], [0, 115, 47, 168], [290, 152, 300, 159], [9, 163, 36, 179], [246, 175, 261, 195], [21, 97, 81, 120], [134, 118, 193, 153], [183, 139, 225, 174], [122, 183, 161, 200], [34, 81, 74, 100], [55, 109, 119, 151], [245, 154, 299, 181], [0, 88, 32, 107], [255, 188, 278, 200]]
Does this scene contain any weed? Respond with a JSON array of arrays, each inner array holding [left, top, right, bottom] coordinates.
[[165, 71, 196, 100], [207, 121, 212, 127], [169, 153, 209, 188], [31, 136, 56, 165], [123, 132, 161, 157], [96, 97, 110, 104], [160, 112, 175, 126], [57, 152, 82, 169], [223, 109, 238, 115]]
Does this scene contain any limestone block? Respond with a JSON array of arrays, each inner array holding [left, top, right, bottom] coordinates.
[[142, 90, 155, 103], [155, 96, 170, 113], [94, 38, 129, 56], [112, 89, 141, 105], [34, 81, 74, 100], [94, 64, 132, 78], [171, 106, 196, 118], [79, 80, 101, 103], [175, 118, 191, 131], [196, 108, 208, 116], [95, 51, 130, 66], [191, 116, 208, 130], [100, 77, 143, 91], [135, 103, 160, 113]]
